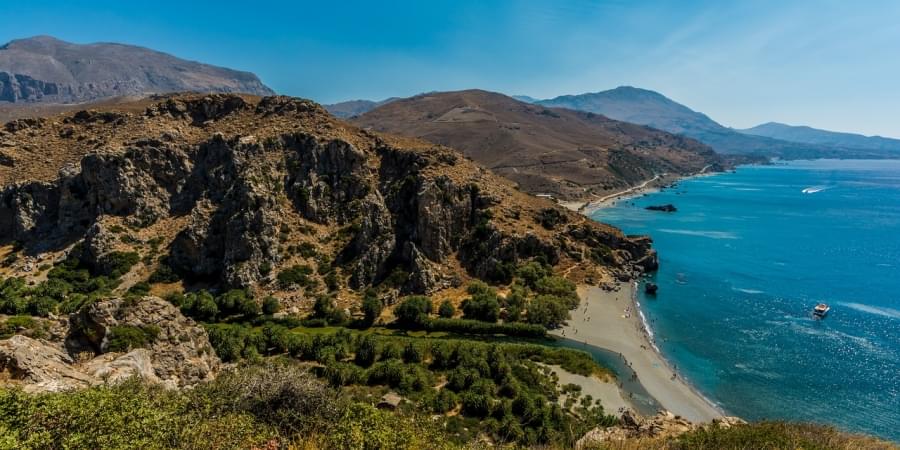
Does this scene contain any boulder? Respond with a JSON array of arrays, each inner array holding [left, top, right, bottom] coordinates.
[[0, 335, 95, 393], [68, 296, 221, 386]]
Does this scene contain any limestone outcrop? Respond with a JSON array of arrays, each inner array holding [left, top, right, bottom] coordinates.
[[0, 297, 220, 393], [575, 410, 747, 449]]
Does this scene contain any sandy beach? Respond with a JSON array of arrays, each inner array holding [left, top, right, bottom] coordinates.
[[550, 284, 725, 423], [560, 168, 718, 214]]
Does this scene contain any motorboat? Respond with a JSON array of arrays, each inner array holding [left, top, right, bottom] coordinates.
[[813, 303, 830, 318]]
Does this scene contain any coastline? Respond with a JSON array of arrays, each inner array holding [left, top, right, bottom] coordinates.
[[550, 284, 725, 423], [559, 169, 719, 214]]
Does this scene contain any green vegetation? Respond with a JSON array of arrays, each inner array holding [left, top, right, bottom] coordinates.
[[461, 281, 500, 322], [277, 264, 315, 289], [0, 249, 138, 317], [106, 325, 161, 352], [0, 315, 46, 339], [393, 295, 432, 327], [187, 312, 612, 447], [0, 362, 452, 449], [585, 421, 895, 450], [438, 299, 456, 318], [361, 290, 383, 327]]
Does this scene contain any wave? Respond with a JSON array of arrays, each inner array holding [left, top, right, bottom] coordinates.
[[733, 287, 764, 295], [839, 302, 900, 320], [657, 229, 739, 239]]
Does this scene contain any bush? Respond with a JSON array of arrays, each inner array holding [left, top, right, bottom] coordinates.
[[354, 335, 377, 367], [526, 295, 571, 328], [105, 251, 141, 278], [361, 294, 383, 327], [461, 282, 500, 323], [438, 299, 455, 318], [148, 258, 180, 283], [393, 296, 433, 327], [105, 325, 161, 353], [262, 296, 280, 315], [277, 265, 314, 288]]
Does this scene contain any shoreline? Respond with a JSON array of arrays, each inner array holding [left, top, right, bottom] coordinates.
[[550, 283, 725, 423], [559, 169, 720, 214]]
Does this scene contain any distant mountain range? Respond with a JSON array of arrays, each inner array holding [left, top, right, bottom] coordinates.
[[533, 87, 900, 159], [352, 89, 723, 200], [325, 86, 900, 159], [739, 122, 900, 154], [0, 35, 274, 104], [324, 98, 398, 118]]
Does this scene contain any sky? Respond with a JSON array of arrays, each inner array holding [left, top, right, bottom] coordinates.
[[2, 0, 900, 137]]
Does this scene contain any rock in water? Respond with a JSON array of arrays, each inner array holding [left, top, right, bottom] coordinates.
[[645, 204, 677, 212], [645, 282, 659, 295]]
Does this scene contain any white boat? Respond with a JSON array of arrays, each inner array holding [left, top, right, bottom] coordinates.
[[813, 303, 830, 318]]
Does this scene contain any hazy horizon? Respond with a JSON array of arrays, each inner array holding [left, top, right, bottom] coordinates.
[[2, 0, 900, 138]]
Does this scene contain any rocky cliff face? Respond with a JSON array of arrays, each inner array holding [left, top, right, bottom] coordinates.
[[0, 36, 274, 104], [1, 93, 657, 311]]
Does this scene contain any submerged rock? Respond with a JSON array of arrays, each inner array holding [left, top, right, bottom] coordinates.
[[645, 204, 677, 212]]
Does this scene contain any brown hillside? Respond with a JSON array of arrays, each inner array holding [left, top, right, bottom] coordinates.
[[352, 89, 724, 200], [1, 93, 657, 315]]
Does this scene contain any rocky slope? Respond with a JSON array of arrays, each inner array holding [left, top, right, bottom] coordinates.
[[1, 93, 658, 315], [353, 89, 724, 200], [0, 36, 274, 104]]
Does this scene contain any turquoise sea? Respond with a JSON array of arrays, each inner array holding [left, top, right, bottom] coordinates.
[[590, 159, 900, 441]]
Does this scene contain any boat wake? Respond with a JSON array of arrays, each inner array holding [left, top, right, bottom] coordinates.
[[801, 185, 831, 194], [733, 287, 765, 295], [839, 302, 900, 320]]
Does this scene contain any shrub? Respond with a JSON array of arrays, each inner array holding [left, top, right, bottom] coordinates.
[[393, 296, 433, 327], [102, 251, 140, 278], [461, 282, 500, 323], [438, 299, 455, 318], [277, 265, 313, 288], [105, 325, 160, 352], [148, 260, 180, 283], [354, 335, 377, 367], [361, 294, 383, 327], [262, 296, 280, 315], [526, 295, 571, 328], [516, 261, 551, 288]]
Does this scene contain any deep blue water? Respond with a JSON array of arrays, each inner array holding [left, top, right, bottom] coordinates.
[[590, 160, 900, 441]]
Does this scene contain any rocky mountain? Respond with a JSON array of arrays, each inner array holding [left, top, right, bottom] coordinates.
[[741, 122, 900, 154], [324, 98, 399, 118], [1, 93, 657, 314], [535, 87, 874, 159], [352, 89, 724, 200], [0, 36, 274, 104]]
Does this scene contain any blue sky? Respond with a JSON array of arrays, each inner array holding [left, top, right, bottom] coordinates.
[[3, 0, 899, 137]]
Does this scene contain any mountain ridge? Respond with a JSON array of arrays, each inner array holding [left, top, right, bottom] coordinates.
[[352, 89, 724, 200], [537, 86, 900, 159], [0, 35, 275, 104], [740, 121, 900, 152]]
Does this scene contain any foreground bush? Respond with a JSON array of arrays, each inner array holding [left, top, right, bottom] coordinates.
[[588, 421, 897, 450], [0, 361, 455, 450]]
